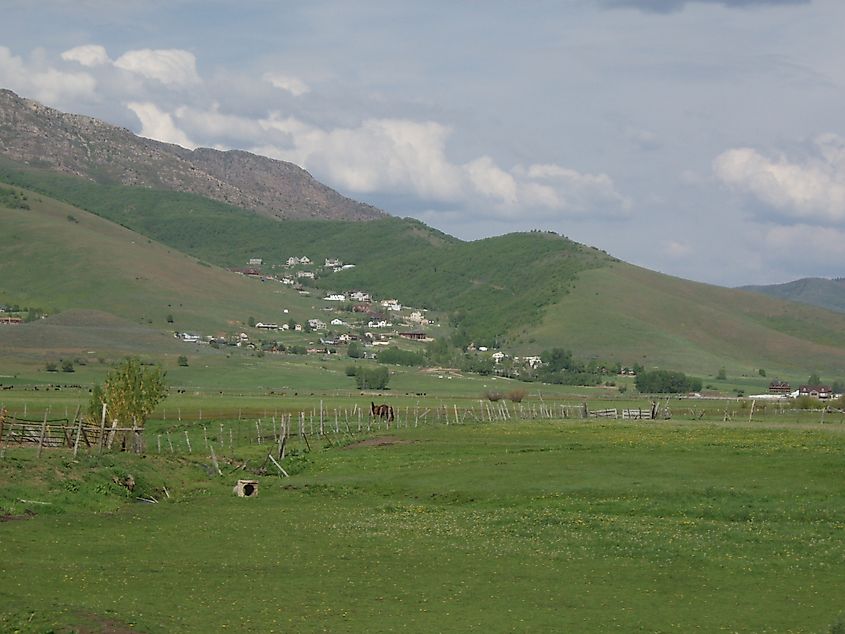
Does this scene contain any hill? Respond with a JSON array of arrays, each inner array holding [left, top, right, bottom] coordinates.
[[0, 182, 325, 340], [739, 278, 845, 314], [4, 93, 845, 376], [5, 169, 845, 375], [526, 264, 845, 376], [0, 160, 607, 343], [0, 89, 383, 221]]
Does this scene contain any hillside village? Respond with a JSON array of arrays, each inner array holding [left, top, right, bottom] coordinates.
[[175, 254, 557, 376]]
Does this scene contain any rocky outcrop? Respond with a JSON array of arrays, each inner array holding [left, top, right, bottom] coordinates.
[[0, 89, 384, 221]]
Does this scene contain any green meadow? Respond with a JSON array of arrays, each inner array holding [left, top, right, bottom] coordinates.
[[1, 419, 844, 633]]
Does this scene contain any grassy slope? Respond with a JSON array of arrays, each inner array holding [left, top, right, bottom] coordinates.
[[528, 263, 845, 375], [0, 184, 333, 340], [741, 277, 845, 314], [0, 159, 609, 342], [5, 159, 845, 375], [1, 422, 844, 632]]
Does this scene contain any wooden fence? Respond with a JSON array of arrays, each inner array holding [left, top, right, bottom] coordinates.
[[0, 408, 145, 458], [0, 399, 668, 460]]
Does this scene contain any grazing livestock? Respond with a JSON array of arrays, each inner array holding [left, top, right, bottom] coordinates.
[[371, 401, 395, 422]]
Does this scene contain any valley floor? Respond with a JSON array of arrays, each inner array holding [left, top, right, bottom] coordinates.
[[1, 419, 844, 632]]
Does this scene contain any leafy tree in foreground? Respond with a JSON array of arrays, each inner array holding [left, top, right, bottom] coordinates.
[[89, 358, 168, 428]]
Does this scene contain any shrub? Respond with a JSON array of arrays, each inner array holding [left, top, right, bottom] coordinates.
[[61, 359, 74, 373], [45, 361, 58, 372], [794, 395, 817, 410], [378, 347, 425, 367], [355, 365, 390, 390], [635, 369, 702, 394], [506, 389, 527, 403], [485, 390, 503, 402], [177, 355, 189, 367], [345, 364, 358, 377]]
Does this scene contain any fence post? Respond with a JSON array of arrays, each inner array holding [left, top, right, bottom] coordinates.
[[37, 411, 48, 459], [72, 407, 83, 458]]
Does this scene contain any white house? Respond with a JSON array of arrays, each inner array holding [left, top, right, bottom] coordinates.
[[299, 256, 312, 265], [280, 276, 295, 285], [296, 271, 315, 279], [308, 319, 327, 330], [255, 322, 279, 330], [324, 258, 342, 267], [248, 257, 263, 266], [180, 333, 200, 343], [324, 293, 346, 302], [381, 299, 402, 311], [350, 291, 371, 302], [521, 356, 543, 369], [367, 320, 391, 328], [492, 351, 506, 364], [330, 318, 347, 326]]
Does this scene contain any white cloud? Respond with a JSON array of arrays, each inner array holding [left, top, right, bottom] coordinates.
[[263, 72, 310, 97], [465, 156, 518, 206], [764, 224, 845, 270], [114, 49, 200, 86], [127, 101, 196, 148], [714, 135, 845, 224], [664, 240, 693, 258], [248, 112, 628, 218], [0, 46, 96, 105], [61, 44, 110, 67]]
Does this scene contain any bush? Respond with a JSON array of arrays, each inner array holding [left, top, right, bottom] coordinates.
[[485, 390, 503, 402], [506, 389, 527, 403], [347, 341, 363, 358], [378, 347, 426, 367], [45, 361, 58, 372], [794, 395, 817, 410], [354, 365, 390, 390], [177, 355, 189, 367], [635, 369, 702, 394], [61, 359, 74, 373], [345, 364, 358, 377]]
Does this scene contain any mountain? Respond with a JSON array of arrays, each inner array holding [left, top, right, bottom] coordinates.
[[0, 89, 383, 221], [739, 278, 845, 314], [4, 93, 845, 376]]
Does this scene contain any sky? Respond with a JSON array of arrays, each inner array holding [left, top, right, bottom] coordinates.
[[1, 0, 843, 287]]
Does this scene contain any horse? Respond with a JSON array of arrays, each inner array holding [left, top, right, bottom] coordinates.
[[371, 401, 395, 422]]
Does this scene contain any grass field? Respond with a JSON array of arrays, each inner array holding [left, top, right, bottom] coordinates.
[[1, 417, 844, 633]]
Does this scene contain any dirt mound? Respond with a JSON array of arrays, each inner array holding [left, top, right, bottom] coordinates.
[[343, 437, 412, 450]]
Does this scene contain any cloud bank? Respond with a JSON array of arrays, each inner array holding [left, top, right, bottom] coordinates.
[[598, 0, 810, 13], [714, 135, 845, 224]]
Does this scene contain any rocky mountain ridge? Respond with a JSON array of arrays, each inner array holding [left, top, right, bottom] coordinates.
[[0, 89, 384, 221]]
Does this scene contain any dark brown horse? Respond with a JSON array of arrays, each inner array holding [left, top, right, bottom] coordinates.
[[371, 401, 395, 422]]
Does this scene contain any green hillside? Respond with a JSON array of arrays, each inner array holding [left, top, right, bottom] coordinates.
[[527, 264, 845, 375], [0, 183, 324, 337], [741, 277, 845, 314], [0, 159, 608, 343], [4, 159, 845, 376]]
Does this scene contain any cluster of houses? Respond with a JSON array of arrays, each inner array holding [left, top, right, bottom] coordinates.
[[230, 255, 357, 287], [769, 380, 837, 399]]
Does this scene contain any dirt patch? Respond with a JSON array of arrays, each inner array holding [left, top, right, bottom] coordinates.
[[0, 509, 36, 522], [343, 436, 413, 450], [61, 611, 140, 634]]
